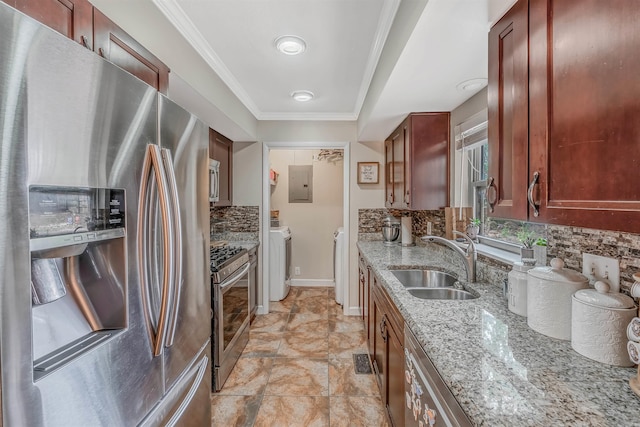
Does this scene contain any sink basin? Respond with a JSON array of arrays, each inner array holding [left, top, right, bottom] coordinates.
[[407, 287, 478, 300], [390, 269, 458, 288]]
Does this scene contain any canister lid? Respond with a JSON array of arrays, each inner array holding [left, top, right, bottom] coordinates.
[[511, 261, 536, 273], [527, 258, 589, 284], [573, 281, 635, 309]]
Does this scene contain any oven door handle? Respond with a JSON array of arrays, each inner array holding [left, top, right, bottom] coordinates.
[[219, 263, 250, 291]]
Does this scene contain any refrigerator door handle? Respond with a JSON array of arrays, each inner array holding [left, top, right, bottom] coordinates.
[[138, 144, 175, 357], [162, 147, 183, 348]]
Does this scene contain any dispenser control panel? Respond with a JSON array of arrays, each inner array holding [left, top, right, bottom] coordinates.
[[28, 186, 125, 240]]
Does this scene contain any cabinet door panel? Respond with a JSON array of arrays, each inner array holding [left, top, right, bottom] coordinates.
[[372, 293, 386, 398], [93, 9, 169, 93], [384, 138, 394, 207], [487, 0, 529, 220], [391, 128, 404, 208], [409, 113, 450, 210], [15, 0, 93, 48], [367, 268, 376, 359], [387, 323, 405, 427], [209, 129, 233, 207], [529, 0, 640, 232]]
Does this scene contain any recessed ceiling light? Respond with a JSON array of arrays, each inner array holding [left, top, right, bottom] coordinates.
[[456, 78, 488, 91], [291, 90, 314, 102], [275, 35, 307, 55]]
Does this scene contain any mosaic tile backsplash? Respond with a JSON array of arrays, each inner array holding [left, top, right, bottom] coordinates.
[[358, 209, 640, 293], [357, 208, 445, 236], [211, 206, 259, 241]]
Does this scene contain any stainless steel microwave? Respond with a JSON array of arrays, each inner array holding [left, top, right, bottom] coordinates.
[[209, 159, 220, 202]]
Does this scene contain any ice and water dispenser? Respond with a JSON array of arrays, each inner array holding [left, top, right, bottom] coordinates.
[[29, 186, 127, 378]]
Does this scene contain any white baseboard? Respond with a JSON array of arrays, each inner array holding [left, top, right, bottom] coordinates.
[[346, 306, 362, 316], [290, 279, 334, 287]]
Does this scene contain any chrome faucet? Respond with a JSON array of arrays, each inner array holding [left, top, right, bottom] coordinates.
[[421, 231, 477, 283]]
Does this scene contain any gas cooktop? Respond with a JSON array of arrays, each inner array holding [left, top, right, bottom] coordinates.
[[210, 245, 249, 284]]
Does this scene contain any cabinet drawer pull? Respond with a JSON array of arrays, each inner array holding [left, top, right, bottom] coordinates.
[[486, 177, 497, 212], [379, 317, 387, 342], [527, 171, 540, 217]]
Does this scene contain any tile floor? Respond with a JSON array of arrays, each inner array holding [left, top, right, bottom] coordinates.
[[210, 287, 390, 426]]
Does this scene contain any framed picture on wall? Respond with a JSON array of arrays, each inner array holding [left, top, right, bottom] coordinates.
[[357, 162, 379, 184]]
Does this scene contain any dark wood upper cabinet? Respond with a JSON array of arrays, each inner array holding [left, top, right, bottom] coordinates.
[[6, 1, 169, 93], [14, 0, 93, 48], [487, 0, 529, 220], [528, 0, 640, 232], [209, 129, 233, 207], [488, 0, 640, 233], [384, 113, 450, 210], [93, 9, 169, 94]]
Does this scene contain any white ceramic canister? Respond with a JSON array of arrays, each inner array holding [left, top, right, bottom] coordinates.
[[508, 261, 536, 317], [571, 281, 637, 366], [527, 258, 589, 340]]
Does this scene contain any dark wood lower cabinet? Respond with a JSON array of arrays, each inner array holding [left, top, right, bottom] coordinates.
[[367, 266, 376, 359], [372, 296, 387, 394], [370, 276, 404, 427]]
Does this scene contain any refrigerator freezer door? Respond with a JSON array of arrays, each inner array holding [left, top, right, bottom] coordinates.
[[157, 95, 212, 393], [0, 4, 164, 425]]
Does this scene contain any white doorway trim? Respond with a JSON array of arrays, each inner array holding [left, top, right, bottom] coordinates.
[[261, 141, 350, 315]]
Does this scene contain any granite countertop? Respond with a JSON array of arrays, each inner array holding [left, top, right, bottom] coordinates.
[[357, 241, 640, 426], [227, 240, 259, 251]]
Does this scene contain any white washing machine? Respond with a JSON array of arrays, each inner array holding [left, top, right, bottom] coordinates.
[[269, 226, 291, 301], [333, 227, 344, 305]]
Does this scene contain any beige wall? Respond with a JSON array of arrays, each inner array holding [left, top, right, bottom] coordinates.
[[349, 141, 385, 308], [259, 121, 357, 143], [269, 150, 344, 282], [233, 141, 263, 206]]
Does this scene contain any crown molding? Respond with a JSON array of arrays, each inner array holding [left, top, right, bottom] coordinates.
[[352, 0, 400, 119]]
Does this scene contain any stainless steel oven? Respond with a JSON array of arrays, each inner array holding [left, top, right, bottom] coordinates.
[[211, 246, 250, 391]]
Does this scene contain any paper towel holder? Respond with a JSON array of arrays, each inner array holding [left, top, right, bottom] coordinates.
[[400, 214, 415, 247]]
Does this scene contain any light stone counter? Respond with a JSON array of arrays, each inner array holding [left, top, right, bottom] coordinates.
[[357, 241, 640, 426]]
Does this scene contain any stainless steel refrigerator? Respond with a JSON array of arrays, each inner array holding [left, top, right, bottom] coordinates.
[[0, 3, 211, 425]]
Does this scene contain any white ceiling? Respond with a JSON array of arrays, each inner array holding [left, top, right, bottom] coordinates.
[[94, 0, 516, 141], [154, 0, 398, 122]]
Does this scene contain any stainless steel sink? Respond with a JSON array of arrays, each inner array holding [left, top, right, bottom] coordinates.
[[407, 287, 478, 300], [389, 269, 478, 300], [390, 269, 458, 288]]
